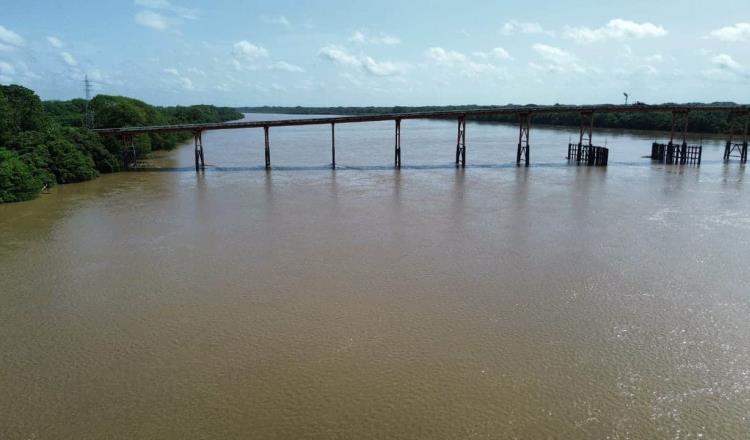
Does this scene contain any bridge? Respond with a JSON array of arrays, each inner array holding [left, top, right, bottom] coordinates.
[[94, 104, 750, 171]]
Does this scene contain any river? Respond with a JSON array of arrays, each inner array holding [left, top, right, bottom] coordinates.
[[1, 114, 749, 439]]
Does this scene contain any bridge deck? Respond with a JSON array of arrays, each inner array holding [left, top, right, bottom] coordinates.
[[94, 104, 750, 136]]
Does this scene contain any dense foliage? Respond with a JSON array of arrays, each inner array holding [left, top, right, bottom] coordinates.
[[240, 104, 743, 135], [1, 84, 242, 203]]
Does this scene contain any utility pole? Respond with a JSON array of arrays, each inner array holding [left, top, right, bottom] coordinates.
[[84, 75, 95, 128]]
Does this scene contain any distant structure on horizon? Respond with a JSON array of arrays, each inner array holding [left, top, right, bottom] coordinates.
[[84, 75, 95, 129]]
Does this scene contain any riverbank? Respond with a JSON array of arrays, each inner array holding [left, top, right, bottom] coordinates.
[[0, 84, 242, 204]]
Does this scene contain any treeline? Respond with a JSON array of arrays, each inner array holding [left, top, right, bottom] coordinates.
[[240, 104, 742, 135], [0, 84, 242, 203]]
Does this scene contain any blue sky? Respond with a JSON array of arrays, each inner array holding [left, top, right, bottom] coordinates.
[[1, 0, 749, 106]]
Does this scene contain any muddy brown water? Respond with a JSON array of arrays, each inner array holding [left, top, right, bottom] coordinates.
[[1, 114, 749, 439]]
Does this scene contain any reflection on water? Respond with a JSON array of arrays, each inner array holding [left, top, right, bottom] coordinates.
[[1, 114, 749, 439]]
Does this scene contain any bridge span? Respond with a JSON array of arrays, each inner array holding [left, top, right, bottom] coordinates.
[[94, 104, 750, 170]]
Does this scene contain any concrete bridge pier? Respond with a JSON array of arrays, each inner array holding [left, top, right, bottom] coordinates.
[[455, 116, 466, 167], [193, 130, 205, 172], [516, 112, 530, 167]]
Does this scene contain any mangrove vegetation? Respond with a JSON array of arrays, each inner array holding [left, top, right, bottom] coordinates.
[[0, 84, 241, 203]]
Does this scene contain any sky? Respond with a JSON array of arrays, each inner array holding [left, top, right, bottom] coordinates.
[[1, 0, 749, 106]]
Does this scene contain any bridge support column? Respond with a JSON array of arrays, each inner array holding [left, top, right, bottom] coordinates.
[[193, 131, 204, 172], [122, 135, 136, 170], [455, 116, 466, 168], [578, 111, 594, 164], [264, 126, 270, 170], [724, 111, 749, 163], [331, 123, 336, 168], [394, 119, 401, 168], [668, 110, 689, 164], [516, 112, 530, 166]]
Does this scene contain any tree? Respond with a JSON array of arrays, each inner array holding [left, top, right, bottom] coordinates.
[[0, 149, 43, 203]]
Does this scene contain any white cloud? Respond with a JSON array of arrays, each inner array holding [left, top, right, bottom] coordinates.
[[261, 15, 290, 26], [703, 54, 746, 81], [319, 45, 408, 76], [531, 43, 585, 73], [426, 47, 466, 63], [473, 47, 512, 61], [135, 10, 170, 30], [711, 54, 741, 71], [349, 30, 401, 45], [60, 52, 78, 67], [134, 0, 197, 20], [319, 45, 360, 66], [162, 67, 195, 90], [644, 54, 663, 63], [0, 25, 24, 51], [233, 40, 269, 60], [706, 23, 750, 42], [162, 67, 194, 90], [46, 36, 64, 48], [502, 20, 553, 36], [426, 47, 510, 77], [565, 19, 667, 43], [267, 61, 304, 72], [359, 56, 402, 76]]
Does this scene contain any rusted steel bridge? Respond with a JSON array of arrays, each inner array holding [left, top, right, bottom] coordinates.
[[94, 104, 750, 171]]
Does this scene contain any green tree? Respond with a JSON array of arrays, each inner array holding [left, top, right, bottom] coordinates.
[[0, 148, 43, 203]]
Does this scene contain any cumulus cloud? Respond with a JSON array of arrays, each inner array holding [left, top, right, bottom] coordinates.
[[233, 40, 269, 60], [319, 45, 408, 76], [349, 30, 401, 45], [711, 54, 741, 71], [426, 47, 510, 77], [703, 53, 746, 81], [261, 15, 290, 26], [60, 52, 78, 67], [135, 10, 170, 31], [564, 19, 667, 43], [0, 25, 24, 51], [706, 23, 750, 42], [426, 47, 467, 63], [231, 41, 303, 73], [501, 20, 553, 36], [530, 43, 585, 73], [46, 36, 64, 48]]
